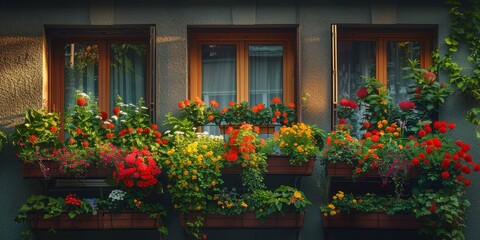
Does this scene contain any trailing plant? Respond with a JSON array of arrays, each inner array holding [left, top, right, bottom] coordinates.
[[439, 0, 480, 138]]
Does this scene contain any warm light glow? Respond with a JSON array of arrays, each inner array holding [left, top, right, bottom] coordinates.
[[42, 32, 48, 109]]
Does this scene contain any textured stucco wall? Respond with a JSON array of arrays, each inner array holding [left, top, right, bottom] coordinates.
[[1, 1, 478, 240]]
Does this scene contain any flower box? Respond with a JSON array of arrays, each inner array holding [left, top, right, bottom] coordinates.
[[20, 161, 113, 178], [180, 211, 304, 228], [27, 211, 160, 230], [222, 155, 315, 175], [322, 211, 422, 230], [219, 124, 277, 135], [326, 162, 419, 179]]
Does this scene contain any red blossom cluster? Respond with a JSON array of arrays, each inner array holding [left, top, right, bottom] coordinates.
[[398, 100, 416, 111], [412, 121, 480, 187], [113, 148, 161, 188], [223, 124, 261, 163], [65, 193, 82, 206]]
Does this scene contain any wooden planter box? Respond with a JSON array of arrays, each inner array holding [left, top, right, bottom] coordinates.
[[219, 124, 277, 135], [180, 211, 304, 228], [326, 162, 419, 179], [222, 155, 315, 175], [27, 211, 160, 230], [20, 161, 113, 178], [322, 212, 422, 230]]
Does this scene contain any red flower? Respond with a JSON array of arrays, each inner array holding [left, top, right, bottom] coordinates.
[[371, 135, 380, 142], [462, 166, 471, 174], [415, 87, 422, 93], [82, 141, 89, 148], [151, 124, 158, 130], [428, 204, 437, 213], [50, 126, 57, 133], [271, 97, 281, 104], [349, 100, 358, 109], [28, 135, 37, 144], [418, 130, 426, 138], [362, 121, 371, 129], [271, 117, 277, 123], [457, 175, 464, 181], [229, 101, 235, 107], [473, 164, 480, 172], [208, 115, 215, 122], [356, 87, 368, 98], [77, 97, 87, 106], [339, 118, 346, 124], [177, 101, 185, 108], [339, 98, 350, 107], [287, 102, 295, 109], [75, 127, 82, 135], [424, 72, 437, 83], [441, 171, 450, 179], [398, 100, 416, 111], [411, 157, 420, 166], [113, 107, 120, 115], [106, 133, 114, 139], [464, 179, 471, 186], [100, 111, 108, 121]]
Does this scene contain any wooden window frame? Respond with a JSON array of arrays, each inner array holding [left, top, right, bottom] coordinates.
[[331, 25, 437, 128], [188, 29, 297, 105], [46, 26, 155, 117]]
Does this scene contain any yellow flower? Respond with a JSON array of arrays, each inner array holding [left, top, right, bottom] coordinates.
[[328, 204, 335, 210], [241, 202, 248, 208], [352, 199, 357, 203], [294, 191, 302, 199], [330, 210, 337, 216]]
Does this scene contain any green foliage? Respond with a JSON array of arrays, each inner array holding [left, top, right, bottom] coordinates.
[[12, 108, 61, 163], [0, 130, 7, 152], [440, 0, 480, 138]]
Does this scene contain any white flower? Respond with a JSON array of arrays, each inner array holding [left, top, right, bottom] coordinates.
[[103, 121, 111, 125], [164, 130, 171, 134], [111, 115, 118, 121], [174, 131, 184, 135], [120, 119, 126, 123], [79, 92, 89, 99], [141, 106, 148, 110], [95, 116, 102, 119], [120, 111, 127, 115]]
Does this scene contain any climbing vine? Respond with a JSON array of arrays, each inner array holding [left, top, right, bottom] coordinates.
[[439, 0, 480, 137]]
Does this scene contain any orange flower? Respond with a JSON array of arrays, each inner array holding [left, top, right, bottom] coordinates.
[[229, 101, 235, 107], [287, 102, 295, 109], [272, 97, 281, 104], [210, 100, 219, 108]]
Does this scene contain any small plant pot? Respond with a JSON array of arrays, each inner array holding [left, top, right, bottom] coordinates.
[[222, 155, 315, 175]]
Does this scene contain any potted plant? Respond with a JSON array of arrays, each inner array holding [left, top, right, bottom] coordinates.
[[16, 189, 166, 236], [259, 122, 325, 175]]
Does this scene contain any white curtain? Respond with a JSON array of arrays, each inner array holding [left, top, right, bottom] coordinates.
[[248, 45, 283, 106], [64, 43, 99, 111], [110, 44, 146, 107]]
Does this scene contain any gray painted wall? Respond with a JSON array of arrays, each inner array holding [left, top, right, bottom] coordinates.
[[1, 1, 478, 240]]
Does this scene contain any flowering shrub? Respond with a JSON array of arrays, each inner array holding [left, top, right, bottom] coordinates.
[[177, 97, 212, 126], [223, 123, 267, 192], [322, 68, 479, 239], [162, 131, 225, 212], [269, 97, 296, 125], [266, 122, 323, 165], [320, 191, 413, 216], [12, 108, 61, 163], [113, 147, 161, 192]]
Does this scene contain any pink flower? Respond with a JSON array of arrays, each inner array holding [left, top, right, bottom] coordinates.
[[398, 100, 416, 111]]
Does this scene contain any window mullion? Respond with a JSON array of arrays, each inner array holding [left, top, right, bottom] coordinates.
[[238, 41, 247, 102], [377, 38, 387, 85], [98, 41, 109, 113]]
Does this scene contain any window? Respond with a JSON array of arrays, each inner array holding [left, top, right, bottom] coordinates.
[[46, 26, 154, 117], [188, 28, 297, 108], [331, 25, 436, 127]]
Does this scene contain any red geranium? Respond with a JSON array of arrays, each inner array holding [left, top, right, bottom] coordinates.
[[398, 100, 416, 111], [113, 148, 161, 189], [356, 87, 368, 98]]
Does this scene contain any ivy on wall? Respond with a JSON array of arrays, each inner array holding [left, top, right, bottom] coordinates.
[[439, 0, 480, 136]]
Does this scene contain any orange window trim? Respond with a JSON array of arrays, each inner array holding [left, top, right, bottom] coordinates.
[[188, 31, 296, 104]]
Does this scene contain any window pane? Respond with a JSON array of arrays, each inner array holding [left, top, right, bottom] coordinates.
[[110, 43, 147, 107], [248, 45, 283, 105], [337, 41, 376, 100], [201, 44, 237, 108], [64, 43, 99, 110], [387, 41, 421, 103]]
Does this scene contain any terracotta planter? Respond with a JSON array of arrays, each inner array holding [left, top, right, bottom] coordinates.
[[219, 124, 277, 134], [222, 155, 315, 175], [326, 162, 419, 179], [27, 211, 160, 230], [180, 211, 304, 228], [20, 161, 113, 178], [322, 211, 422, 230]]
